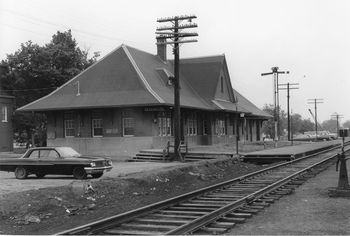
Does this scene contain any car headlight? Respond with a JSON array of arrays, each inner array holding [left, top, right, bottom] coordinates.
[[107, 160, 112, 166], [90, 162, 96, 167]]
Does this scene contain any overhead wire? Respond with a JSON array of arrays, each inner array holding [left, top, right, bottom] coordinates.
[[0, 8, 154, 50], [0, 87, 58, 92]]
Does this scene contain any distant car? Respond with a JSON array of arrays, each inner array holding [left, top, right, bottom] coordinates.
[[0, 147, 112, 179], [293, 134, 313, 141]]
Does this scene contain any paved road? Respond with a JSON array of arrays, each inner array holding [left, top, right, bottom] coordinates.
[[0, 161, 186, 196]]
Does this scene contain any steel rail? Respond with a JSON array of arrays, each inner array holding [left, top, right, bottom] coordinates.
[[56, 141, 348, 235], [170, 144, 350, 234]]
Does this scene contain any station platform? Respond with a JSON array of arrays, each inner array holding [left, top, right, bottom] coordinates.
[[241, 140, 343, 163]]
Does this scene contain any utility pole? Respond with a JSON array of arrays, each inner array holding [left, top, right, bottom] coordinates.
[[278, 83, 299, 141], [156, 15, 198, 161], [261, 67, 289, 146], [331, 113, 343, 138], [307, 98, 324, 141], [291, 109, 294, 145], [235, 95, 240, 155]]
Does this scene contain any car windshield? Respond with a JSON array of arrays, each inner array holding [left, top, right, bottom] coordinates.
[[56, 147, 81, 158]]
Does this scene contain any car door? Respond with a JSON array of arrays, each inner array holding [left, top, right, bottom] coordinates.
[[38, 149, 61, 174], [25, 150, 42, 173]]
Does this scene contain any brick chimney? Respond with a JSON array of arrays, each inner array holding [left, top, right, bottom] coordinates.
[[157, 38, 167, 61]]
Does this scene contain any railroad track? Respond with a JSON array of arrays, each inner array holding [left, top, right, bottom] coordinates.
[[57, 142, 350, 235]]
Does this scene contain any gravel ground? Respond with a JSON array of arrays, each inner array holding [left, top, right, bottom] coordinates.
[[0, 161, 187, 195], [230, 156, 350, 235], [1, 141, 349, 235]]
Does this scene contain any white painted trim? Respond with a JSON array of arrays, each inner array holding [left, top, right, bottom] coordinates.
[[214, 98, 232, 103], [122, 45, 164, 103], [212, 100, 225, 110]]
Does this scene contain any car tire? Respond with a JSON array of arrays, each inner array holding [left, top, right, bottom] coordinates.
[[91, 173, 103, 178], [36, 173, 46, 178], [73, 167, 87, 179], [15, 166, 28, 179]]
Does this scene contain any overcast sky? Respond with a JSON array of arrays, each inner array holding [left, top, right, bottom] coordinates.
[[0, 0, 349, 124]]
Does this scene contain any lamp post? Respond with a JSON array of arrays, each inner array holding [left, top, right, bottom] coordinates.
[[235, 96, 239, 155]]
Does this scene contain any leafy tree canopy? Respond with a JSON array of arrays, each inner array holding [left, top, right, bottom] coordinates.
[[261, 104, 316, 139], [0, 30, 99, 145]]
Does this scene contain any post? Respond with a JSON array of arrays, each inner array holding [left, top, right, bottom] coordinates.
[[235, 97, 240, 155], [291, 110, 294, 146], [278, 82, 298, 142], [287, 83, 290, 141], [273, 72, 278, 143], [261, 67, 289, 147], [314, 99, 318, 141], [329, 128, 350, 197], [236, 114, 239, 155], [307, 98, 323, 141], [173, 19, 181, 160], [156, 15, 198, 161]]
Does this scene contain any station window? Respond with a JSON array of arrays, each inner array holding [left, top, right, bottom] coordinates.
[[64, 120, 75, 137], [203, 120, 208, 135], [158, 115, 172, 136], [92, 118, 103, 137], [123, 117, 135, 136], [64, 112, 75, 137], [215, 118, 226, 136], [1, 106, 8, 122], [187, 113, 197, 136]]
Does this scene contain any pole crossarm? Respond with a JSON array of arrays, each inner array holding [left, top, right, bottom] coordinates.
[[156, 23, 198, 31], [156, 39, 198, 45], [156, 15, 198, 161], [157, 15, 197, 22], [278, 87, 299, 90]]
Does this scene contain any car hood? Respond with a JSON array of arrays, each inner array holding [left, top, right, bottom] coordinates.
[[67, 155, 111, 161]]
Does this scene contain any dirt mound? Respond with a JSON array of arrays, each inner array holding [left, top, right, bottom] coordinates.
[[0, 158, 269, 235]]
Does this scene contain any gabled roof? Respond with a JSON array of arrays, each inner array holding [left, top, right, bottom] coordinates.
[[17, 44, 269, 120], [233, 88, 272, 118]]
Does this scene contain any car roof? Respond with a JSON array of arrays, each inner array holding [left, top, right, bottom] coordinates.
[[28, 146, 72, 151]]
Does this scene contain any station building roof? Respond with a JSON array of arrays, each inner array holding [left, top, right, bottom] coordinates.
[[17, 44, 270, 119]]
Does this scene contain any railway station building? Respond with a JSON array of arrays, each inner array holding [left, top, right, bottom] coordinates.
[[17, 43, 270, 158]]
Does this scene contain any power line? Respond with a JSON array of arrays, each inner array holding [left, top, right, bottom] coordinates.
[[1, 8, 153, 48]]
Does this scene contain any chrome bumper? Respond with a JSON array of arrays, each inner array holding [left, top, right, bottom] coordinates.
[[84, 166, 113, 174]]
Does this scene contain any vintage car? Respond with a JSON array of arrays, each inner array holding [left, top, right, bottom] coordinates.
[[0, 147, 113, 179]]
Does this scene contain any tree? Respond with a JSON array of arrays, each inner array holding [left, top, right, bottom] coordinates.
[[321, 119, 337, 132], [261, 104, 287, 139], [0, 30, 99, 146]]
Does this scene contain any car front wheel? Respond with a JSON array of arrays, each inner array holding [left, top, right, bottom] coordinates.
[[15, 166, 28, 179], [91, 173, 103, 178], [73, 167, 87, 179]]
